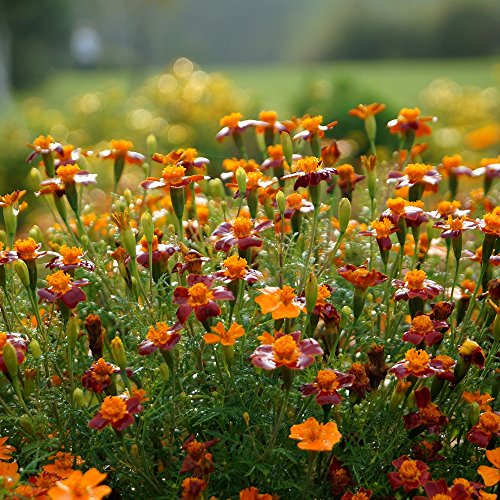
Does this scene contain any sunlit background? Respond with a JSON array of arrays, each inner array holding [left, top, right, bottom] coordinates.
[[1, 0, 499, 193]]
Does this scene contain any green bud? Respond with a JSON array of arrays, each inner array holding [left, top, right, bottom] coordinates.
[[111, 336, 127, 369], [28, 167, 42, 191], [338, 197, 351, 233], [28, 225, 44, 244], [305, 272, 318, 315], [208, 178, 225, 199], [29, 339, 42, 359], [80, 234, 90, 250], [19, 414, 34, 434], [67, 316, 79, 350], [123, 189, 132, 205], [281, 131, 293, 166], [3, 206, 17, 239], [276, 191, 286, 214], [14, 260, 30, 288], [141, 212, 154, 243], [364, 114, 377, 142], [3, 342, 19, 378], [235, 167, 247, 196], [0, 230, 6, 246], [73, 388, 86, 407], [494, 313, 500, 342], [469, 402, 480, 427], [159, 362, 170, 381], [121, 228, 137, 259], [131, 276, 139, 297], [146, 133, 157, 158], [342, 305, 352, 317]]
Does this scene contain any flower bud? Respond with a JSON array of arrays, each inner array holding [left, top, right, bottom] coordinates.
[[338, 198, 351, 233], [121, 228, 137, 259], [365, 115, 377, 142], [111, 336, 127, 369], [208, 178, 225, 199], [80, 234, 91, 251], [235, 167, 247, 197], [159, 362, 170, 381], [28, 225, 44, 244], [147, 133, 157, 158], [141, 212, 154, 244], [0, 230, 6, 246], [24, 368, 37, 396], [130, 443, 140, 460], [28, 167, 42, 191], [3, 206, 17, 239], [3, 342, 18, 378], [19, 414, 34, 435], [305, 272, 318, 315], [494, 313, 500, 342], [469, 402, 480, 427], [281, 131, 293, 166], [67, 316, 79, 350], [14, 260, 30, 288], [243, 411, 250, 426], [29, 339, 42, 359], [123, 189, 132, 206], [74, 388, 86, 407], [276, 191, 286, 214]]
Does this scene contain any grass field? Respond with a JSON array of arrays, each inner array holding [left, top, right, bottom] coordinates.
[[21, 58, 500, 115]]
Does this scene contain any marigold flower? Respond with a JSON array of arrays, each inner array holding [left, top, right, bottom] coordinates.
[[173, 274, 234, 324], [240, 486, 273, 500], [135, 234, 178, 268], [47, 245, 95, 272], [180, 435, 219, 477], [402, 314, 447, 347], [387, 455, 431, 492], [334, 163, 365, 199], [43, 452, 84, 479], [411, 439, 444, 463], [27, 134, 63, 163], [212, 217, 273, 252], [0, 461, 20, 491], [138, 322, 182, 355], [467, 411, 500, 448], [141, 163, 206, 191], [393, 270, 443, 301], [338, 263, 388, 291], [387, 107, 436, 137], [340, 488, 372, 500], [14, 237, 46, 261], [216, 112, 268, 142], [478, 209, 500, 238], [203, 321, 244, 346], [414, 478, 468, 500], [434, 215, 477, 239], [347, 363, 371, 398], [404, 387, 448, 434], [439, 154, 473, 178], [81, 358, 121, 393], [38, 270, 89, 309], [0, 190, 26, 211], [255, 285, 302, 319], [54, 144, 91, 168], [173, 246, 210, 275], [98, 139, 145, 164], [459, 339, 485, 369], [359, 218, 398, 252], [388, 163, 441, 192], [53, 164, 98, 186], [462, 391, 494, 412], [0, 436, 16, 461], [89, 394, 143, 431], [390, 349, 443, 379], [281, 156, 337, 190], [289, 417, 341, 452], [478, 447, 500, 487], [47, 468, 111, 500], [251, 331, 322, 370], [299, 369, 355, 405], [0, 332, 27, 374], [262, 144, 299, 171], [349, 103, 385, 120], [293, 115, 337, 142], [382, 198, 426, 227], [428, 200, 470, 220], [432, 355, 456, 382], [181, 476, 207, 500], [212, 254, 263, 284]]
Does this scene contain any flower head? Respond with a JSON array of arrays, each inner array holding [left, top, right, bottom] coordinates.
[[299, 369, 355, 405], [212, 254, 263, 284], [98, 139, 145, 164], [14, 237, 46, 261], [47, 245, 95, 272], [89, 394, 143, 431], [81, 358, 121, 393], [38, 270, 88, 309], [404, 387, 448, 434], [289, 417, 341, 451], [47, 468, 111, 500], [212, 217, 273, 252], [0, 436, 16, 461], [203, 321, 244, 346], [387, 107, 436, 137], [338, 263, 388, 291], [180, 435, 219, 477], [216, 112, 268, 141], [402, 314, 448, 347], [388, 163, 441, 191], [255, 285, 302, 320], [467, 411, 500, 448], [478, 447, 500, 487], [281, 156, 337, 190], [43, 452, 84, 479], [349, 103, 385, 120], [387, 455, 431, 492], [138, 322, 182, 355], [393, 270, 443, 301], [293, 115, 337, 142], [390, 349, 442, 379]]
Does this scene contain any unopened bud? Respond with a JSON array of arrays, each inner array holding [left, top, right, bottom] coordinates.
[[80, 234, 90, 250], [14, 260, 30, 288], [305, 273, 318, 315], [3, 206, 17, 238], [3, 342, 19, 378], [0, 230, 6, 246], [121, 228, 137, 259], [208, 178, 225, 199], [111, 336, 127, 369], [67, 316, 79, 350], [146, 134, 157, 158], [29, 339, 42, 359], [276, 191, 286, 214], [123, 189, 132, 205], [19, 414, 34, 434], [141, 212, 154, 243], [243, 411, 250, 425], [73, 388, 86, 407], [29, 167, 43, 191], [365, 115, 377, 142], [494, 313, 500, 342], [281, 131, 293, 166], [469, 402, 480, 427], [130, 443, 140, 460], [28, 225, 44, 244], [159, 362, 170, 381], [235, 167, 247, 196], [338, 198, 351, 233]]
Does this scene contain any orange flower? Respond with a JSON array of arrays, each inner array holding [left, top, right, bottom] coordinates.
[[289, 417, 341, 451], [47, 468, 111, 499], [0, 436, 15, 461], [43, 452, 84, 479], [14, 237, 45, 261], [387, 107, 436, 137], [240, 486, 273, 500], [349, 103, 385, 120], [98, 139, 144, 164], [338, 263, 388, 291], [255, 285, 301, 319], [462, 391, 494, 412], [478, 448, 500, 487], [0, 461, 20, 491], [181, 477, 206, 500], [203, 322, 245, 346]]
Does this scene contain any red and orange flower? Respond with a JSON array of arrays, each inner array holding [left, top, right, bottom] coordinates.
[[387, 107, 436, 137], [89, 394, 143, 431], [38, 270, 89, 309], [387, 455, 431, 493], [289, 417, 341, 452], [393, 270, 442, 301], [212, 217, 273, 252], [299, 369, 355, 405], [255, 285, 302, 319]]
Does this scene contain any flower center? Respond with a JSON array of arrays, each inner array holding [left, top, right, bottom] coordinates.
[[447, 216, 464, 231], [140, 235, 159, 253], [186, 441, 205, 460], [453, 478, 473, 494], [33, 135, 54, 149], [278, 285, 296, 306], [404, 270, 426, 290], [484, 212, 500, 234], [287, 193, 303, 209], [100, 396, 127, 423], [268, 144, 284, 160], [188, 283, 213, 307], [398, 460, 421, 482], [15, 237, 38, 260], [316, 285, 331, 306], [404, 163, 428, 183], [220, 112, 242, 128], [351, 494, 370, 500], [247, 171, 263, 189], [147, 322, 173, 346], [419, 403, 442, 425], [46, 270, 72, 295], [372, 218, 393, 238], [315, 370, 339, 391], [336, 164, 355, 181], [162, 165, 186, 185], [479, 411, 500, 433], [386, 197, 407, 215], [232, 217, 253, 238], [92, 358, 115, 377], [405, 348, 430, 374], [111, 139, 133, 154], [302, 115, 323, 132], [400, 107, 420, 121], [259, 110, 277, 124], [57, 164, 80, 183], [411, 315, 434, 334], [273, 335, 300, 364], [296, 156, 320, 173], [223, 254, 247, 280], [59, 245, 83, 265], [437, 200, 460, 216]]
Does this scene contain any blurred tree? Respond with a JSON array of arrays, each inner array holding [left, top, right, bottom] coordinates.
[[1, 0, 71, 91]]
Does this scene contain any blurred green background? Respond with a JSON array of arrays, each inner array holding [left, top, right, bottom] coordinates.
[[0, 0, 499, 193]]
